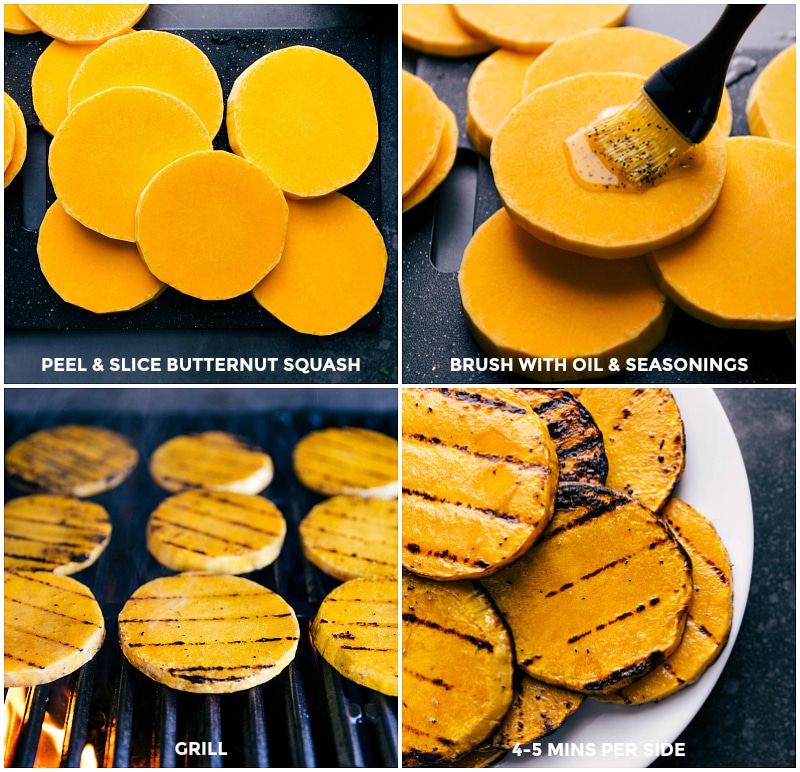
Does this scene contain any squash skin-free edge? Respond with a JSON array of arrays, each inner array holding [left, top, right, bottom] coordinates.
[[4, 4, 38, 34], [402, 70, 445, 195], [746, 44, 796, 145], [4, 94, 15, 170], [402, 4, 495, 57], [18, 4, 148, 44], [4, 92, 27, 188]]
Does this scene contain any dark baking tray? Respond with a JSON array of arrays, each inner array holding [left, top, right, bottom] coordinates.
[[401, 45, 795, 385]]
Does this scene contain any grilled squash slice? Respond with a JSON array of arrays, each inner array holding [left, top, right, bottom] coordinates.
[[514, 389, 608, 484], [299, 495, 397, 580], [482, 484, 692, 695], [146, 490, 286, 574], [5, 571, 105, 687], [599, 498, 733, 705], [311, 575, 398, 696], [118, 573, 299, 694], [5, 425, 138, 497], [402, 573, 514, 766], [293, 426, 398, 498], [149, 431, 273, 494], [435, 748, 508, 768], [577, 388, 685, 512], [402, 388, 558, 580], [5, 495, 111, 575]]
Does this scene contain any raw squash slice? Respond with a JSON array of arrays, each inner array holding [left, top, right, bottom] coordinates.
[[746, 44, 796, 145], [491, 72, 727, 259], [18, 4, 148, 44], [311, 576, 398, 696], [402, 573, 514, 766], [4, 94, 15, 171], [577, 388, 685, 513], [4, 91, 26, 188], [402, 70, 445, 195], [136, 150, 287, 300], [648, 136, 795, 330], [402, 4, 495, 57], [402, 387, 558, 580], [4, 4, 38, 33], [599, 498, 733, 705], [482, 484, 692, 695]]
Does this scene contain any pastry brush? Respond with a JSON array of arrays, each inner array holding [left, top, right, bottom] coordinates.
[[586, 4, 764, 186]]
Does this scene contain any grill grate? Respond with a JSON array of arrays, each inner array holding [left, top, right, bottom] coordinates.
[[4, 405, 398, 768]]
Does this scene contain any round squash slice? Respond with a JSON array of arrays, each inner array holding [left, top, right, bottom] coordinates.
[[491, 72, 727, 259], [5, 571, 105, 687], [18, 4, 148, 44], [136, 150, 287, 300], [311, 576, 398, 696], [598, 498, 733, 705], [402, 387, 558, 580], [146, 490, 286, 574], [4, 4, 38, 33], [402, 70, 445, 195], [482, 483, 692, 695], [4, 94, 15, 171], [4, 92, 27, 188], [402, 4, 495, 57], [49, 86, 212, 242], [452, 4, 629, 52], [466, 49, 539, 158], [458, 209, 672, 381], [69, 30, 223, 137], [4, 495, 111, 575], [38, 200, 165, 313], [118, 573, 299, 694], [648, 136, 795, 330], [6, 425, 138, 497], [227, 45, 378, 198], [251, 193, 385, 334], [747, 44, 796, 145], [402, 573, 514, 766]]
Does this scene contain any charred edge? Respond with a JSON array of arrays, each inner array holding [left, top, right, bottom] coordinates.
[[402, 488, 520, 523], [402, 613, 494, 653], [438, 388, 528, 414], [553, 434, 604, 459], [582, 651, 665, 692], [402, 750, 446, 766]]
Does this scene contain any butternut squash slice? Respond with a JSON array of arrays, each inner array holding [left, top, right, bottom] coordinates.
[[402, 573, 514, 766], [466, 49, 539, 158], [482, 484, 692, 695], [251, 193, 385, 334], [227, 45, 377, 198], [747, 44, 796, 145], [49, 86, 212, 241], [648, 136, 795, 330], [577, 388, 685, 513], [69, 30, 223, 137], [5, 571, 105, 688], [452, 4, 629, 53], [521, 27, 733, 137], [136, 150, 287, 300], [38, 200, 165, 313], [18, 4, 148, 44], [402, 387, 558, 580], [491, 72, 727, 259], [4, 91, 26, 188], [4, 93, 15, 171], [311, 576, 398, 696], [402, 4, 495, 57], [4, 4, 38, 33], [435, 748, 507, 768], [402, 69, 445, 195], [458, 209, 672, 381], [403, 101, 458, 212], [598, 498, 733, 705]]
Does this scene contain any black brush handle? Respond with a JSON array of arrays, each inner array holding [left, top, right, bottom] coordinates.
[[643, 4, 764, 142]]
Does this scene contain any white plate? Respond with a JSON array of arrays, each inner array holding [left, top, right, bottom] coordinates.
[[500, 387, 753, 768]]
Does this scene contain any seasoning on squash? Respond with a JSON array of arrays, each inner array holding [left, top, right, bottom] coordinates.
[[402, 101, 457, 212], [465, 49, 539, 159], [491, 72, 727, 259], [402, 69, 445, 195], [38, 200, 165, 313], [3, 3, 38, 34], [746, 44, 796, 146], [458, 209, 672, 381], [4, 94, 15, 171], [251, 193, 386, 335], [4, 91, 27, 188], [402, 4, 495, 57], [49, 86, 212, 241], [136, 150, 287, 300], [227, 45, 378, 198], [452, 4, 629, 52], [68, 30, 223, 137], [648, 136, 795, 330], [18, 4, 148, 44]]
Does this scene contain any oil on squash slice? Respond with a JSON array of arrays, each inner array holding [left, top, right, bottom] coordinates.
[[577, 388, 685, 513], [311, 575, 398, 696], [402, 388, 558, 580], [598, 498, 733, 705], [482, 484, 692, 695], [746, 44, 795, 145], [402, 573, 514, 766], [402, 4, 495, 57], [402, 70, 445, 195], [18, 4, 148, 44]]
